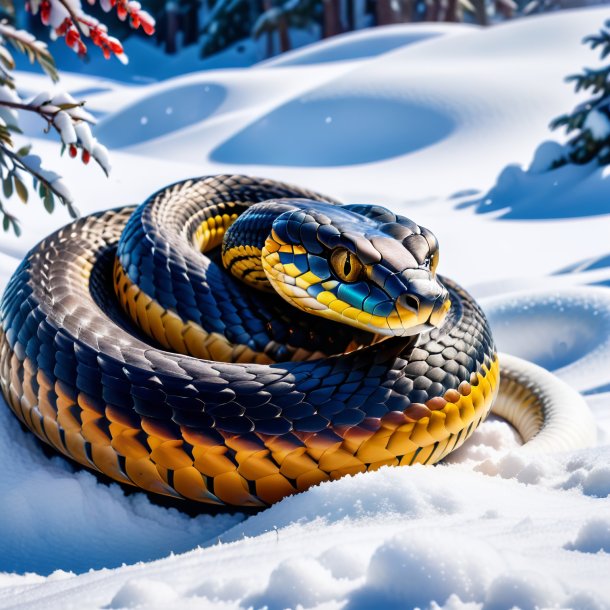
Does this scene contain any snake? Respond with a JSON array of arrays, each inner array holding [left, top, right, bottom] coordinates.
[[0, 175, 597, 507]]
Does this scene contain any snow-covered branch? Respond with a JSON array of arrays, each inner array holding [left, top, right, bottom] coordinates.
[[29, 0, 154, 61], [0, 0, 155, 235]]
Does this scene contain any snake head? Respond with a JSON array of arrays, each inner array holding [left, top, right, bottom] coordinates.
[[260, 200, 451, 337]]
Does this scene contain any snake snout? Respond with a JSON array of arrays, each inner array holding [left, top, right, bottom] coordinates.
[[397, 293, 420, 314], [396, 276, 450, 330], [428, 282, 451, 327]]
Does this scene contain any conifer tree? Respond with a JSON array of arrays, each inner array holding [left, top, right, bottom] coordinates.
[[551, 20, 610, 167]]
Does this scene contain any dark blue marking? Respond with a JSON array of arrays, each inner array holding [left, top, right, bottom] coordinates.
[[279, 251, 294, 266], [307, 386, 334, 405], [383, 273, 408, 296], [293, 253, 309, 271], [316, 224, 341, 248], [318, 401, 344, 417], [332, 409, 365, 426], [370, 264, 394, 288], [307, 283, 325, 298], [286, 219, 302, 243], [307, 255, 331, 281], [300, 222, 324, 254], [371, 299, 395, 317]]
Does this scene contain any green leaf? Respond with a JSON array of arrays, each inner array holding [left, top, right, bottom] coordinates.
[[14, 174, 28, 204], [3, 175, 12, 199], [43, 191, 54, 214], [11, 218, 20, 237], [57, 103, 82, 111], [2, 214, 8, 232], [16, 144, 31, 157], [0, 45, 15, 71]]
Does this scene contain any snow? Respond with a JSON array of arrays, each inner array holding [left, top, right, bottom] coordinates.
[[259, 23, 475, 67], [1, 7, 610, 609], [584, 107, 610, 140]]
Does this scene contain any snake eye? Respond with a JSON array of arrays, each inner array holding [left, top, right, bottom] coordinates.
[[430, 251, 439, 274], [330, 248, 364, 283]]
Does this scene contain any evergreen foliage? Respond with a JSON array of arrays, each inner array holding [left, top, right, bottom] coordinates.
[[551, 20, 610, 166]]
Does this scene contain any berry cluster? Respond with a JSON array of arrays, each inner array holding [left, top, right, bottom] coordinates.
[[30, 0, 154, 60]]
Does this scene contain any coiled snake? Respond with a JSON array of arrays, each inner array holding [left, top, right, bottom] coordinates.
[[0, 175, 597, 507]]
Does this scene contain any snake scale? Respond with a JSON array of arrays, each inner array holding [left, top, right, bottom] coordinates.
[[0, 175, 597, 507]]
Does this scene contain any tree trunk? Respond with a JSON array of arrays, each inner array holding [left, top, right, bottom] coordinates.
[[323, 0, 343, 37], [182, 0, 200, 46], [264, 0, 274, 56], [277, 13, 291, 53], [376, 0, 395, 25], [346, 0, 356, 31], [472, 0, 488, 25], [445, 0, 458, 21], [165, 2, 179, 54], [426, 0, 440, 21], [399, 0, 412, 21]]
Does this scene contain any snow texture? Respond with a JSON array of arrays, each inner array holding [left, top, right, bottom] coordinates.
[[1, 7, 610, 609]]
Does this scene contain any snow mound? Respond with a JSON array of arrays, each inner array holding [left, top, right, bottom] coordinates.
[[107, 579, 178, 609], [260, 23, 473, 67], [483, 571, 564, 610], [566, 518, 610, 553], [482, 288, 610, 393], [211, 93, 454, 166], [0, 401, 243, 575], [345, 531, 503, 609], [95, 83, 226, 148], [461, 156, 610, 219], [244, 557, 350, 610]]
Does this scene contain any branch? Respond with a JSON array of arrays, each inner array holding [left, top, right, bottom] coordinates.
[[3, 146, 74, 211], [0, 22, 58, 81]]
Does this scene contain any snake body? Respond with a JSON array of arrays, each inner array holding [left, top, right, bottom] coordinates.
[[0, 176, 596, 507]]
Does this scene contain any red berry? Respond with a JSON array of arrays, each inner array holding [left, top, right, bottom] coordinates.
[[40, 1, 51, 25], [66, 29, 78, 47], [69, 144, 77, 158], [117, 3, 127, 19], [82, 150, 91, 164], [107, 37, 123, 54], [141, 17, 155, 35]]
